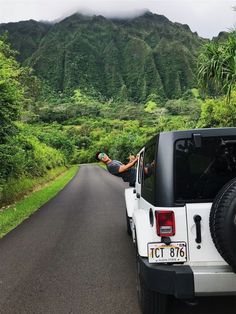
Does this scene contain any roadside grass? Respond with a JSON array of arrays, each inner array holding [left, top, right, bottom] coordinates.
[[0, 166, 70, 207], [0, 165, 79, 238], [96, 162, 107, 170]]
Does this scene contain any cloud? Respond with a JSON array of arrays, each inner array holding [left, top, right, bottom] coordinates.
[[55, 0, 150, 20], [0, 0, 236, 38]]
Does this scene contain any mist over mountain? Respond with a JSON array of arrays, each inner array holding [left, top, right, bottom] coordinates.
[[0, 11, 206, 101], [55, 8, 150, 22]]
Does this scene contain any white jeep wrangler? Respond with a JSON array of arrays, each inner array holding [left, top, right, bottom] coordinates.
[[125, 128, 236, 314]]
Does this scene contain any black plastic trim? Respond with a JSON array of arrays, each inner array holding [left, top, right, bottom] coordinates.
[[139, 256, 194, 299]]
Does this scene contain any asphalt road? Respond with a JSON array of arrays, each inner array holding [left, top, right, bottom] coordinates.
[[0, 164, 235, 314]]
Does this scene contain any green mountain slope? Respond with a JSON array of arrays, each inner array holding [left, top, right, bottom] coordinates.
[[0, 20, 51, 62], [0, 12, 205, 101]]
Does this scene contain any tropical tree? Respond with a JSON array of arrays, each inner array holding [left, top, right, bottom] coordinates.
[[198, 31, 236, 102]]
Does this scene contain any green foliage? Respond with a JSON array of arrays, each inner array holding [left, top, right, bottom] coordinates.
[[0, 166, 67, 207], [189, 88, 200, 99], [0, 165, 78, 237], [0, 38, 68, 199], [197, 92, 236, 128], [0, 20, 51, 63], [144, 100, 158, 113], [0, 37, 24, 143], [165, 97, 202, 120], [2, 16, 236, 211], [0, 134, 65, 180], [17, 122, 78, 162], [1, 12, 203, 102], [157, 115, 196, 132], [154, 39, 197, 99], [198, 31, 236, 101]]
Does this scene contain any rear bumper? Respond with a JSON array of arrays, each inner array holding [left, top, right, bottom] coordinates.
[[139, 257, 194, 299], [192, 265, 236, 296], [139, 257, 236, 298]]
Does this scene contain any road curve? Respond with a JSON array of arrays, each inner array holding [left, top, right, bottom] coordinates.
[[0, 164, 235, 314]]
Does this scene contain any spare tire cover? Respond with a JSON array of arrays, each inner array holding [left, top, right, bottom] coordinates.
[[210, 178, 236, 271]]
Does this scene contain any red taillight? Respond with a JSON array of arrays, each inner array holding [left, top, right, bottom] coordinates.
[[155, 211, 175, 237]]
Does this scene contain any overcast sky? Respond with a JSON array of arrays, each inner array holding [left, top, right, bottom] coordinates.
[[0, 0, 235, 38]]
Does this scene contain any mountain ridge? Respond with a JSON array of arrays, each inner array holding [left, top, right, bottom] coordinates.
[[0, 12, 207, 101]]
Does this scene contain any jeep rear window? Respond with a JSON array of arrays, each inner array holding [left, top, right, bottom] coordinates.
[[175, 136, 236, 202]]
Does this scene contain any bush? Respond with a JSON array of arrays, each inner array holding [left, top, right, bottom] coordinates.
[[197, 93, 236, 128], [0, 134, 65, 181]]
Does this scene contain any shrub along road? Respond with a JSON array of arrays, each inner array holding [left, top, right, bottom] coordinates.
[[0, 165, 235, 314]]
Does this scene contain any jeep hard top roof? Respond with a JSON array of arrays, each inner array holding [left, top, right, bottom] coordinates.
[[142, 128, 236, 207], [146, 127, 236, 147]]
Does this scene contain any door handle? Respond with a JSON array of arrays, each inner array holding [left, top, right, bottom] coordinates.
[[194, 215, 202, 244], [136, 193, 140, 199]]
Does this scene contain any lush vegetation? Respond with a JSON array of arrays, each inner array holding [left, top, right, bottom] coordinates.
[[1, 13, 236, 211], [0, 165, 78, 238], [0, 12, 204, 102], [0, 37, 69, 206], [198, 31, 236, 102], [196, 31, 236, 126]]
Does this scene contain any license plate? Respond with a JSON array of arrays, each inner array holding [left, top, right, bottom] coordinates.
[[148, 242, 187, 264]]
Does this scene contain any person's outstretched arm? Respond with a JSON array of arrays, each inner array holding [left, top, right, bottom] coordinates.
[[118, 156, 138, 173]]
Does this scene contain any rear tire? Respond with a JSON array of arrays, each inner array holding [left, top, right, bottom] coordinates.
[[210, 178, 236, 271], [135, 243, 167, 314]]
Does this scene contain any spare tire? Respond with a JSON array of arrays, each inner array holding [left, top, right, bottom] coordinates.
[[210, 178, 236, 272]]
